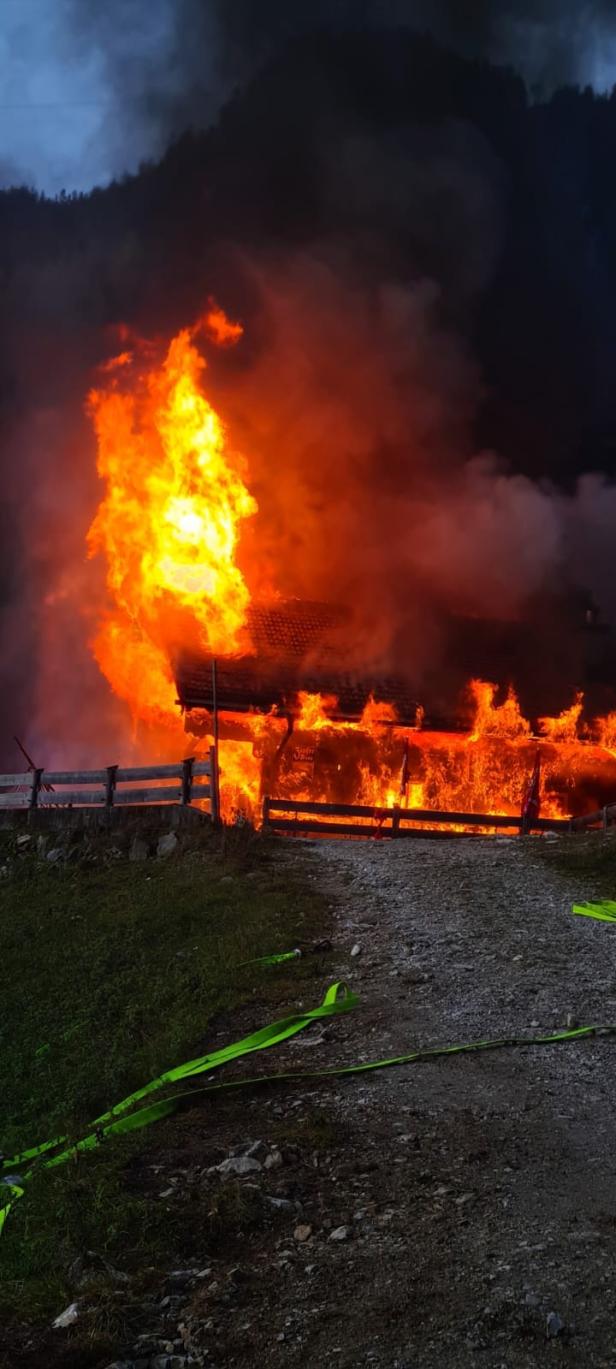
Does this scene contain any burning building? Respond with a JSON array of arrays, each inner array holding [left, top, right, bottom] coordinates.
[[77, 303, 616, 831]]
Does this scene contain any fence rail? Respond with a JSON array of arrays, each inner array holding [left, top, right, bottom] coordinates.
[[262, 796, 572, 838], [571, 803, 616, 832], [0, 750, 220, 821]]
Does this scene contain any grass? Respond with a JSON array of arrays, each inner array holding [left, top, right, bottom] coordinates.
[[534, 831, 616, 888], [0, 823, 329, 1336]]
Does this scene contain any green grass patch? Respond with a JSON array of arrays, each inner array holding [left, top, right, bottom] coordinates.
[[0, 827, 328, 1328], [533, 832, 616, 889]]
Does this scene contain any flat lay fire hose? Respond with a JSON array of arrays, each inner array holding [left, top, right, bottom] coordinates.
[[572, 900, 616, 922], [3, 924, 616, 1236]]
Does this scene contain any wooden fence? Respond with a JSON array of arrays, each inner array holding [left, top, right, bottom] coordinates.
[[262, 797, 572, 838], [571, 803, 616, 832], [0, 749, 219, 821]]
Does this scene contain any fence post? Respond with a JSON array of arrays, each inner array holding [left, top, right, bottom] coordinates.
[[392, 805, 401, 838], [29, 768, 43, 810], [181, 756, 194, 806], [105, 764, 118, 808], [209, 745, 221, 825], [262, 795, 271, 828]]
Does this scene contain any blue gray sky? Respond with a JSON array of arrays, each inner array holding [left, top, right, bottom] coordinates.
[[2, 0, 616, 197]]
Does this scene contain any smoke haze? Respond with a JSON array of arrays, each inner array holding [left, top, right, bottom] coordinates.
[[3, 24, 616, 764], [3, 1, 616, 194]]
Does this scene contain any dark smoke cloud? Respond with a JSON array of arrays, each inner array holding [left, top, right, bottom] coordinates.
[[2, 0, 616, 194], [4, 20, 616, 768]]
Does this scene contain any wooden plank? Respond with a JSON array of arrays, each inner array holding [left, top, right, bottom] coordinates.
[[268, 818, 488, 840], [113, 786, 182, 805], [0, 773, 32, 788], [208, 745, 220, 825], [44, 770, 107, 785], [39, 789, 106, 806], [115, 765, 183, 783], [267, 798, 570, 832], [269, 819, 392, 838], [399, 809, 520, 828], [0, 793, 29, 807], [572, 804, 616, 831], [192, 760, 212, 777], [266, 799, 387, 818]]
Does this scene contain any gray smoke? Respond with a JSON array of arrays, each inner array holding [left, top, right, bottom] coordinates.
[[2, 0, 616, 195]]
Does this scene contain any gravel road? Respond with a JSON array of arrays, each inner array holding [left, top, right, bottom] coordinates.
[[246, 834, 616, 1368]]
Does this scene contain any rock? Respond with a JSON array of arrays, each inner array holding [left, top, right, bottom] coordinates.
[[52, 1301, 80, 1328], [566, 1012, 579, 1029], [129, 836, 149, 862], [245, 1139, 267, 1159], [46, 847, 64, 864], [350, 943, 362, 957], [329, 1225, 352, 1242], [157, 832, 178, 858], [264, 1149, 283, 1170], [216, 1155, 262, 1177], [266, 1197, 294, 1212], [546, 1311, 566, 1338], [16, 834, 31, 848], [219, 874, 234, 884], [293, 1224, 312, 1242]]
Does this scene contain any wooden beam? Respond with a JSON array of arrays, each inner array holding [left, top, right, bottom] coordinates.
[[113, 786, 182, 805], [181, 756, 194, 806], [39, 789, 106, 806], [115, 764, 183, 782], [268, 818, 490, 840], [44, 770, 107, 785]]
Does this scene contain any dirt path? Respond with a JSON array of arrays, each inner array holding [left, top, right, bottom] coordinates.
[[213, 834, 616, 1369], [24, 834, 616, 1369], [266, 835, 616, 1368]]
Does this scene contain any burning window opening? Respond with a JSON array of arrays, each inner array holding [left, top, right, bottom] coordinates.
[[84, 308, 616, 831]]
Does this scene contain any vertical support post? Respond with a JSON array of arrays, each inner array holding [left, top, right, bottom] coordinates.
[[210, 657, 221, 826], [181, 756, 194, 806], [30, 768, 42, 810], [105, 764, 118, 808], [391, 805, 401, 838], [211, 658, 219, 754], [262, 795, 271, 828], [209, 745, 221, 826]]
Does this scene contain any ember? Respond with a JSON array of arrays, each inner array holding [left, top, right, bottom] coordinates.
[[86, 310, 616, 831]]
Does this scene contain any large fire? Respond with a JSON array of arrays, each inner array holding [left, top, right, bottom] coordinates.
[[87, 310, 256, 722], [86, 309, 616, 830]]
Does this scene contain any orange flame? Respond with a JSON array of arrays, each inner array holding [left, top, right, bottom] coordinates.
[[538, 691, 584, 742], [468, 679, 530, 740], [87, 310, 256, 722]]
